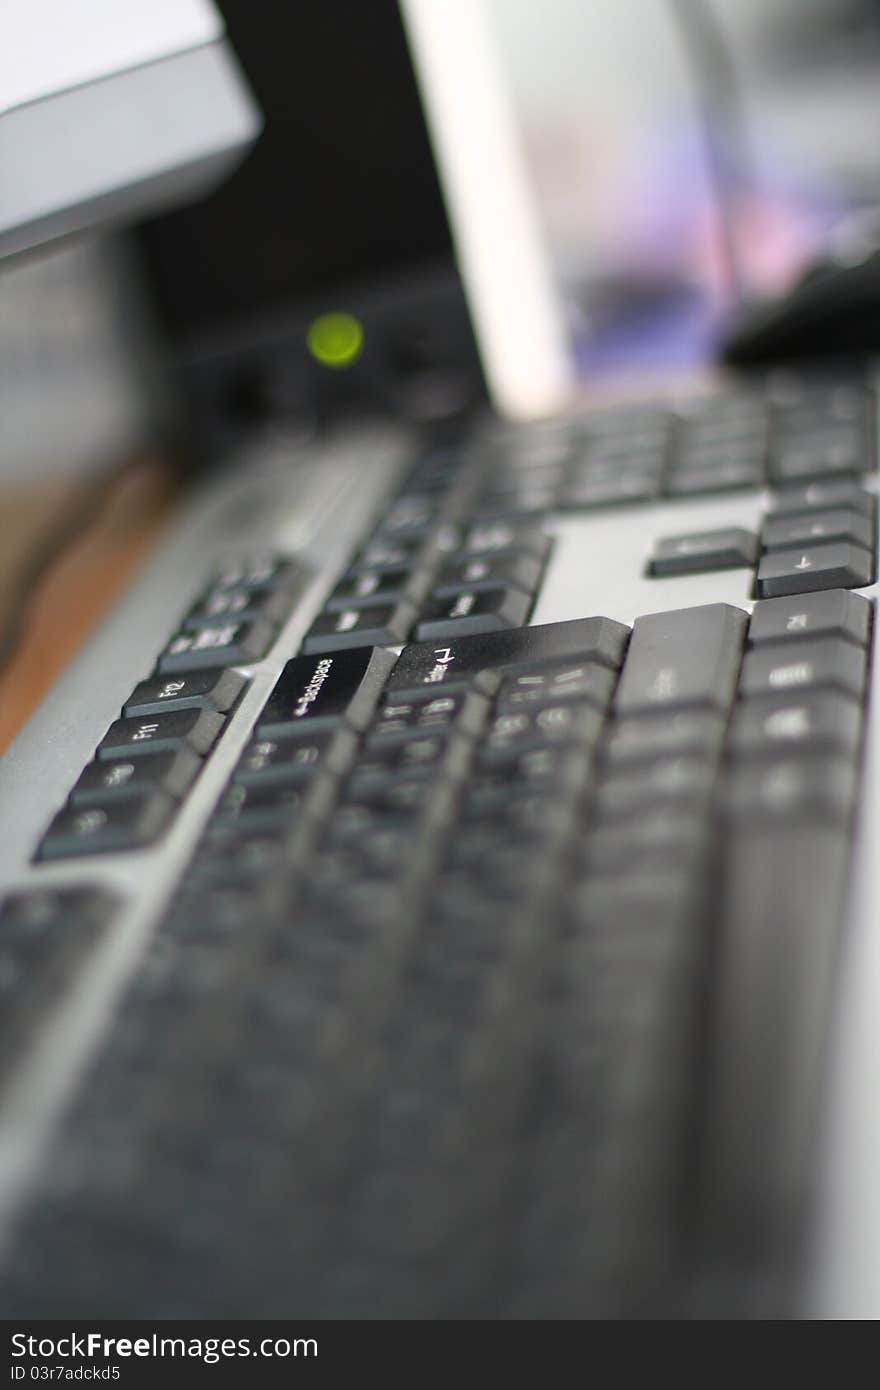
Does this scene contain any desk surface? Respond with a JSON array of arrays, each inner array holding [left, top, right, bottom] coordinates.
[[0, 459, 178, 755]]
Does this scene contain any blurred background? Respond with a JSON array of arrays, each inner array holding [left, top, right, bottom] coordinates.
[[3, 0, 880, 483], [485, 0, 880, 372]]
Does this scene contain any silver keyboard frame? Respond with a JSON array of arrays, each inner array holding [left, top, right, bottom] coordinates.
[[0, 415, 878, 1316]]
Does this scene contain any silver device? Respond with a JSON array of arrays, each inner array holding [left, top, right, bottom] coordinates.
[[0, 0, 260, 259], [0, 0, 877, 1319]]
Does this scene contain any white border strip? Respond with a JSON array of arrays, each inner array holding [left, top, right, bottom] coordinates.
[[400, 0, 573, 419]]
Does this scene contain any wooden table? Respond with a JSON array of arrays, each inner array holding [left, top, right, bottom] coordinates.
[[0, 458, 180, 755]]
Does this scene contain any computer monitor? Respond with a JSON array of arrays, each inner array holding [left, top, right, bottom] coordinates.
[[127, 1, 479, 449], [403, 0, 878, 416], [0, 0, 260, 260]]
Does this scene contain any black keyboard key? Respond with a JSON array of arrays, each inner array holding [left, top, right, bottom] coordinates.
[[492, 429, 578, 469], [0, 887, 116, 943], [460, 755, 585, 838], [770, 377, 869, 418], [97, 708, 224, 760], [584, 401, 672, 437], [604, 709, 726, 766], [370, 689, 489, 741], [513, 893, 705, 1318], [211, 781, 310, 832], [700, 826, 851, 1280], [729, 692, 862, 759], [313, 824, 423, 888], [350, 535, 424, 573], [457, 478, 529, 520], [257, 647, 396, 738], [595, 757, 717, 820], [770, 482, 876, 518], [769, 428, 866, 483], [680, 392, 767, 428], [429, 522, 466, 556], [584, 438, 670, 471], [183, 832, 289, 890], [0, 888, 118, 1081], [483, 446, 568, 480], [470, 481, 558, 518], [497, 659, 616, 712], [325, 568, 414, 610], [441, 824, 559, 891], [234, 728, 357, 787], [182, 875, 292, 939], [748, 589, 872, 648], [373, 493, 438, 537], [158, 619, 274, 672], [673, 439, 766, 474], [183, 584, 290, 629], [724, 755, 858, 823], [123, 668, 246, 717], [37, 793, 175, 859], [583, 810, 711, 874], [755, 542, 874, 599], [386, 616, 630, 701], [339, 777, 437, 820], [326, 795, 414, 845], [615, 604, 747, 715], [761, 508, 874, 553], [70, 749, 202, 805], [579, 441, 667, 473], [302, 601, 414, 653], [462, 520, 551, 560], [569, 864, 705, 936], [404, 449, 462, 489], [649, 527, 758, 576], [480, 702, 605, 764], [432, 551, 543, 597], [349, 732, 452, 786], [739, 637, 867, 701], [679, 416, 767, 451], [212, 555, 296, 590], [665, 460, 763, 495], [558, 473, 661, 509], [415, 587, 531, 641]]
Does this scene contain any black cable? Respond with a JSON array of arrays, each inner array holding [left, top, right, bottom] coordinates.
[[665, 0, 754, 303], [0, 454, 150, 683]]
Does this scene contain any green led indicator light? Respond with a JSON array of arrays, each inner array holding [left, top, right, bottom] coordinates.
[[306, 312, 364, 369]]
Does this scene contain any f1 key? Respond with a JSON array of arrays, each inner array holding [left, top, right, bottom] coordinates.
[[97, 709, 224, 760]]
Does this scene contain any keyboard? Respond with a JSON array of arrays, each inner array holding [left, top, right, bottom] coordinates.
[[0, 365, 878, 1317]]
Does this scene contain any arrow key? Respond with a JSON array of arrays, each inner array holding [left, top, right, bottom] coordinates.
[[755, 542, 874, 599], [649, 527, 758, 576], [761, 508, 875, 553]]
